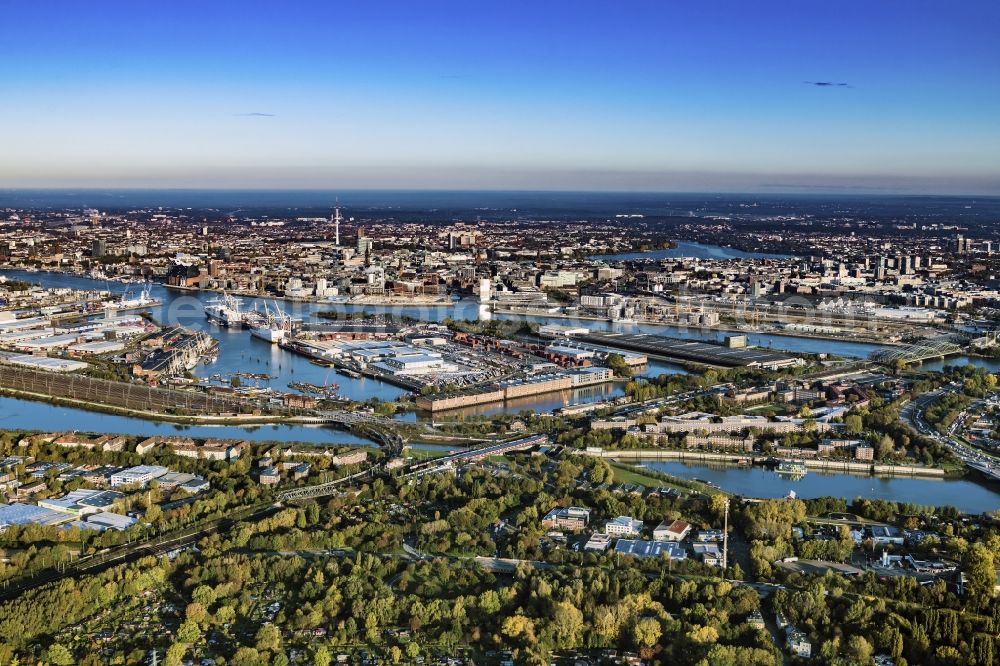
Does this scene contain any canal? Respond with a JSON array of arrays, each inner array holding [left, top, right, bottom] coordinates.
[[0, 394, 370, 446]]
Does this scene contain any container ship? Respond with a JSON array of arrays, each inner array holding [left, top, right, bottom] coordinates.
[[204, 292, 245, 327]]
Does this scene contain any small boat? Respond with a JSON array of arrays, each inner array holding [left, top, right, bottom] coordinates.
[[776, 460, 808, 477]]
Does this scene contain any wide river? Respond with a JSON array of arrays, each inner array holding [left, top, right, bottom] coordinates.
[[2, 261, 997, 510], [643, 461, 999, 515]]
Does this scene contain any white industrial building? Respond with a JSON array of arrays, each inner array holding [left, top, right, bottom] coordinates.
[[110, 465, 169, 488], [604, 516, 643, 536]]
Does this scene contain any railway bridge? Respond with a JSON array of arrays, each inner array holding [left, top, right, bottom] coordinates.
[[870, 340, 964, 365]]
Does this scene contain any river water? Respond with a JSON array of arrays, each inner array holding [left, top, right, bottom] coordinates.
[[589, 240, 794, 262], [3, 265, 998, 507], [920, 357, 1000, 373], [0, 394, 370, 446], [2, 267, 988, 401], [642, 461, 999, 515]]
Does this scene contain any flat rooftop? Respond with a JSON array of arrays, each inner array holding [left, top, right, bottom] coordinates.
[[0, 503, 74, 528], [576, 332, 794, 368], [4, 354, 89, 372]]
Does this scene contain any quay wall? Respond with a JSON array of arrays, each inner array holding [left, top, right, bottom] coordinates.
[[580, 448, 946, 477], [0, 363, 261, 416]]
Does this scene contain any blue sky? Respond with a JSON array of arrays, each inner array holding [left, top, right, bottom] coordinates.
[[1, 1, 998, 193]]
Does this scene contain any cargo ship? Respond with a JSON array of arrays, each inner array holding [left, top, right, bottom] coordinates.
[[245, 302, 293, 343], [204, 293, 244, 327]]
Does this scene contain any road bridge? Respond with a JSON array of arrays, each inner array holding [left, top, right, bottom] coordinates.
[[967, 460, 1000, 483]]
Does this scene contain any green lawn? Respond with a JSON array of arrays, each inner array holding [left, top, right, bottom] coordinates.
[[744, 403, 795, 416], [610, 463, 667, 487], [405, 448, 451, 460], [610, 463, 721, 495]]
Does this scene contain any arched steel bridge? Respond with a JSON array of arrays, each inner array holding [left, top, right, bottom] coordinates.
[[870, 340, 964, 365], [277, 414, 407, 501], [315, 410, 407, 454]]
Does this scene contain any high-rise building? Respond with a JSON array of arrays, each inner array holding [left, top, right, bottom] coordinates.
[[92, 239, 107, 258], [357, 226, 373, 256], [955, 235, 971, 255]]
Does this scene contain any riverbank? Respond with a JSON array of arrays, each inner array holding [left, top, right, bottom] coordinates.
[[0, 385, 323, 426], [0, 394, 379, 446], [641, 458, 1000, 515], [609, 462, 723, 495], [582, 448, 949, 478]]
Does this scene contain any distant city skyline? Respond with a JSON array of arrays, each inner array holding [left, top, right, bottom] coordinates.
[[2, 1, 999, 194]]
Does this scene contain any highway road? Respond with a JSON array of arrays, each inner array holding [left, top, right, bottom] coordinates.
[[901, 386, 1000, 481]]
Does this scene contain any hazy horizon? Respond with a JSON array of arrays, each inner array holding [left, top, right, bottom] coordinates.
[[2, 1, 999, 194]]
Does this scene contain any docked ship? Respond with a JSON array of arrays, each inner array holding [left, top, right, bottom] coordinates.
[[204, 292, 245, 327], [776, 460, 808, 477], [111, 284, 159, 310], [245, 302, 293, 343]]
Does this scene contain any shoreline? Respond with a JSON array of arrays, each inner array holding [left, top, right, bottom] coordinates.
[[581, 447, 953, 478], [0, 385, 334, 427]]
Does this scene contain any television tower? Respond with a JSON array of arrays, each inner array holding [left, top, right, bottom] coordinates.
[[332, 204, 342, 246]]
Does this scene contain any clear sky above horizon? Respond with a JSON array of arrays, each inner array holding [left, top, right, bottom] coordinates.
[[2, 1, 998, 194]]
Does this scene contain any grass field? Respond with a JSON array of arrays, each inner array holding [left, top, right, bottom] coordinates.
[[405, 447, 451, 460], [610, 463, 670, 487], [609, 463, 721, 495]]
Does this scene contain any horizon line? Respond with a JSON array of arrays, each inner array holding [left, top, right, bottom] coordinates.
[[1, 186, 999, 199]]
